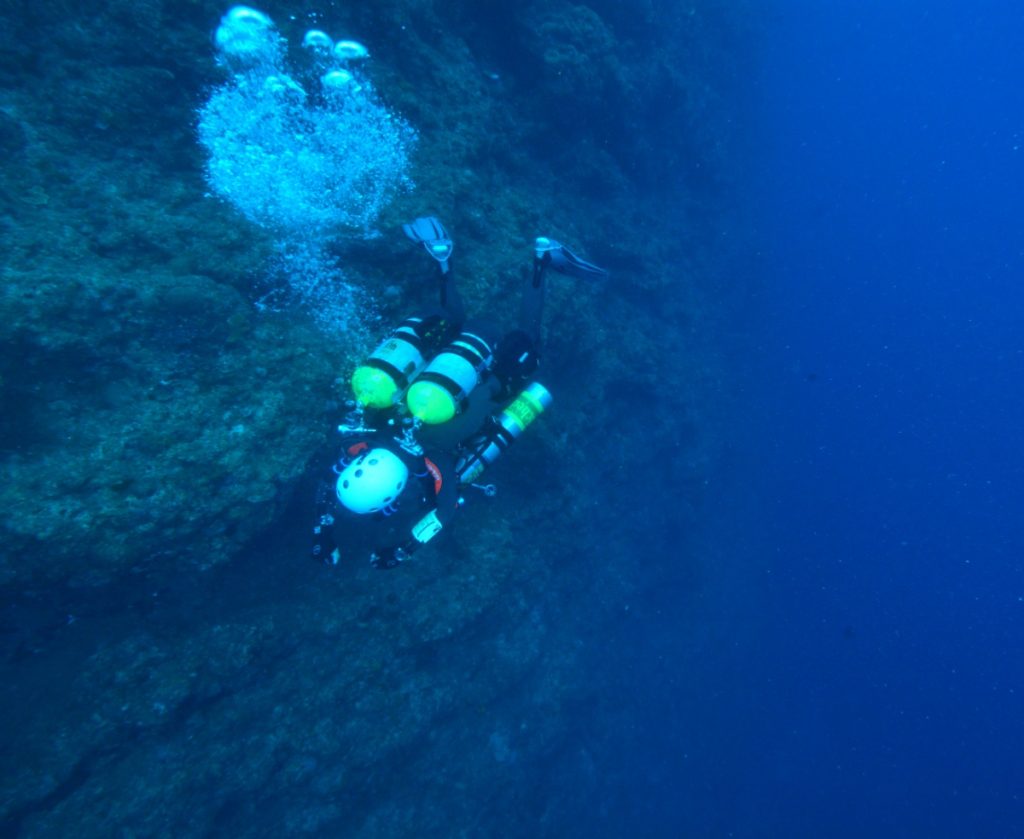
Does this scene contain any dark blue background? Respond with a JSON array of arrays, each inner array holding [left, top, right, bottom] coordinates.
[[600, 4, 1024, 837]]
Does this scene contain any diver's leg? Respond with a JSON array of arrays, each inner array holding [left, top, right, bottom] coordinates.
[[491, 251, 546, 392], [403, 215, 465, 322], [439, 263, 466, 323], [519, 253, 548, 349]]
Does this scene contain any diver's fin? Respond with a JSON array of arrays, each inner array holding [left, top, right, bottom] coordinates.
[[403, 216, 453, 273], [534, 237, 608, 280]]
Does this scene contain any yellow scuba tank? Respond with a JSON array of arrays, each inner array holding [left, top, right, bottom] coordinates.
[[457, 382, 552, 483], [350, 316, 434, 408], [406, 328, 495, 424]]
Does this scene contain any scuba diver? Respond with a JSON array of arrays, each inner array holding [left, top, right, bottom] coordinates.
[[311, 216, 607, 569]]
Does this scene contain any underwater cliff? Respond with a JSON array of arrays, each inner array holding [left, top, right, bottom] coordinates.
[[0, 1, 747, 834]]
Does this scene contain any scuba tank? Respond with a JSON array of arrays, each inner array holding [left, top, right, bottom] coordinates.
[[457, 382, 552, 484], [406, 326, 495, 424], [350, 315, 450, 409]]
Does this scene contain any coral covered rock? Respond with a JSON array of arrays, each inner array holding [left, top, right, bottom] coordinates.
[[0, 0, 747, 833]]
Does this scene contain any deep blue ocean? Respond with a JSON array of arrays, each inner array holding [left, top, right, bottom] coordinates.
[[3, 2, 1023, 836], [597, 3, 1024, 836]]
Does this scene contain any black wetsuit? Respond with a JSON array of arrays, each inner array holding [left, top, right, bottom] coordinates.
[[313, 426, 461, 568], [312, 235, 554, 569]]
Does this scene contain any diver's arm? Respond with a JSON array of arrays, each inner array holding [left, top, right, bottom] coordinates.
[[371, 460, 460, 569]]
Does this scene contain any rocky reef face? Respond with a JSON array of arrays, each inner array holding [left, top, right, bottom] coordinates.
[[0, 0, 749, 834]]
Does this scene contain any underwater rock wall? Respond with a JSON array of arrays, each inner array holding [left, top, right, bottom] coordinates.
[[0, 0, 738, 588], [0, 0, 749, 834], [0, 2, 345, 587]]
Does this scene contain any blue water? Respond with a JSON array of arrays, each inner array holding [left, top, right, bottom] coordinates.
[[5, 3, 1023, 836], [603, 4, 1024, 836]]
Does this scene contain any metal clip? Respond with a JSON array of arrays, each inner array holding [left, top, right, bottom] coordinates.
[[397, 423, 423, 456], [338, 423, 376, 435], [338, 405, 375, 435]]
